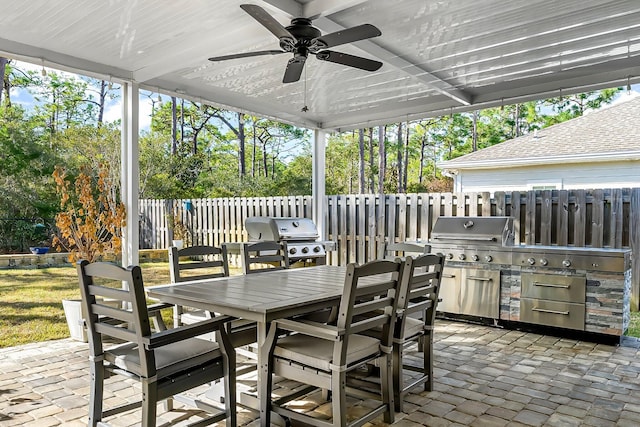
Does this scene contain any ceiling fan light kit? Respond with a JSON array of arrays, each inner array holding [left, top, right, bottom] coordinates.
[[208, 4, 383, 83]]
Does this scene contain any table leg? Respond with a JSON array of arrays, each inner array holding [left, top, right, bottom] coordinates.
[[258, 321, 279, 427]]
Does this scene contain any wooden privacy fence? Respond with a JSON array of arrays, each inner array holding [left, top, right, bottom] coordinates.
[[139, 188, 640, 310]]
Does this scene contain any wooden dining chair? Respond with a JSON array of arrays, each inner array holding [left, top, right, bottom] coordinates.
[[76, 260, 237, 427], [392, 253, 444, 411], [169, 244, 257, 350], [379, 240, 431, 260], [259, 259, 404, 427], [241, 240, 290, 274], [169, 245, 229, 328]]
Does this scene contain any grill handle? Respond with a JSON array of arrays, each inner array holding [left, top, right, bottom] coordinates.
[[442, 273, 456, 278], [532, 307, 570, 316], [466, 276, 492, 282], [533, 282, 570, 289], [432, 235, 497, 242]]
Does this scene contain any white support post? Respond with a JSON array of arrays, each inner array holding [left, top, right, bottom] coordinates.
[[312, 129, 327, 239], [121, 82, 140, 267]]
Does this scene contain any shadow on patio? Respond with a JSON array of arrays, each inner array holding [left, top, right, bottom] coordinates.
[[1, 319, 640, 426]]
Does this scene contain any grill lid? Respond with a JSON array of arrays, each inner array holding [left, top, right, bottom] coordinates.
[[245, 217, 319, 241], [430, 216, 514, 247]]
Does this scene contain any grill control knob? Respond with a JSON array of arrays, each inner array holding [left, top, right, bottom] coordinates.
[[289, 248, 297, 255], [446, 253, 454, 260], [484, 255, 493, 262], [302, 247, 309, 254], [458, 253, 466, 260], [471, 254, 479, 261], [313, 245, 321, 253], [539, 258, 548, 266], [562, 259, 572, 268], [527, 257, 536, 265]]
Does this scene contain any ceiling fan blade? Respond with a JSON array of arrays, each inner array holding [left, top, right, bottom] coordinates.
[[208, 50, 285, 62], [316, 50, 382, 72], [240, 4, 295, 41], [283, 57, 306, 83], [314, 24, 381, 49]]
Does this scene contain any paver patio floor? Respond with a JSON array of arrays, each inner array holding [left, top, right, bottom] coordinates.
[[2, 319, 640, 426]]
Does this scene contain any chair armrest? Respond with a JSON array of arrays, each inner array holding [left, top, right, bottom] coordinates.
[[142, 315, 236, 349], [147, 302, 174, 313], [146, 302, 174, 331], [274, 318, 346, 340]]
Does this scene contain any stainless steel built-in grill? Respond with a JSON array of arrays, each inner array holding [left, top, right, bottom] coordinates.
[[429, 216, 631, 337], [244, 217, 333, 264], [429, 217, 514, 319]]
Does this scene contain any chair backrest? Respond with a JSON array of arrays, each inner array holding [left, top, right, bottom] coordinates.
[[396, 253, 445, 338], [335, 259, 404, 359], [379, 241, 431, 260], [169, 245, 229, 283], [241, 241, 290, 274], [76, 260, 157, 376]]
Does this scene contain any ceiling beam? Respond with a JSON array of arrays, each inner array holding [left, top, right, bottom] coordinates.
[[258, 0, 369, 19], [314, 17, 472, 106], [0, 37, 132, 83], [303, 0, 369, 19], [256, 0, 472, 106]]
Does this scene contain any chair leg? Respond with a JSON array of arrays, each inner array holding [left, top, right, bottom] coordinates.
[[173, 305, 183, 328], [393, 341, 403, 413], [380, 353, 395, 424], [141, 381, 158, 427], [88, 361, 104, 427], [332, 371, 347, 427], [425, 332, 433, 392]]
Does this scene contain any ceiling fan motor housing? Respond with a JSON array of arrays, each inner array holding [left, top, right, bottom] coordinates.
[[281, 18, 325, 53]]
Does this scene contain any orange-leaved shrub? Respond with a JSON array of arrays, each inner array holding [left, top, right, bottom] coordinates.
[[52, 164, 126, 263]]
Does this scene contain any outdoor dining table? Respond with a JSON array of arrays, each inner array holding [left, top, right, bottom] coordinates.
[[146, 265, 347, 426]]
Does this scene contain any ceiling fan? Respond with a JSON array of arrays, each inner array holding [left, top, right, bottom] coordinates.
[[208, 4, 383, 83]]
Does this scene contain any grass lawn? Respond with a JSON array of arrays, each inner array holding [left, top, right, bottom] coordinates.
[[1, 264, 639, 348], [0, 263, 173, 348]]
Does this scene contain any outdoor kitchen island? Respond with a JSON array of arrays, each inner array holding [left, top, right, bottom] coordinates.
[[430, 217, 633, 342], [506, 246, 632, 338]]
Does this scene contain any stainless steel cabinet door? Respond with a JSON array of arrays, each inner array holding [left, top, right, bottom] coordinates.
[[459, 269, 500, 318]]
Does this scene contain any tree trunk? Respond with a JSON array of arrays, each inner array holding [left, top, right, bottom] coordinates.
[[0, 57, 8, 106], [97, 80, 106, 125], [378, 125, 386, 194], [238, 113, 246, 176], [472, 110, 478, 151], [397, 122, 403, 193], [403, 122, 409, 192], [358, 129, 365, 194], [419, 135, 426, 184], [171, 96, 178, 155], [262, 140, 268, 178], [180, 98, 185, 147], [515, 104, 520, 137], [252, 122, 257, 177], [368, 127, 375, 193]]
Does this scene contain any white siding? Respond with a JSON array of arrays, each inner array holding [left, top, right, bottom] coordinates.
[[454, 160, 640, 192]]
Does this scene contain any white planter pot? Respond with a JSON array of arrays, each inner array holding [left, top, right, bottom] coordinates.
[[172, 239, 184, 249], [62, 299, 87, 342]]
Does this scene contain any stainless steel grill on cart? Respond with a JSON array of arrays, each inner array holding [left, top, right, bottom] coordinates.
[[244, 216, 334, 265]]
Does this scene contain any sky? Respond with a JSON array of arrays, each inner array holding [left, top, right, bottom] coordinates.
[[9, 60, 157, 130]]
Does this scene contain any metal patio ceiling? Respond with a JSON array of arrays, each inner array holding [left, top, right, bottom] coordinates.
[[1, 0, 640, 131]]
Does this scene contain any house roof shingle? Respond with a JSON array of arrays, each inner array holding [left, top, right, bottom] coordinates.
[[439, 94, 640, 170]]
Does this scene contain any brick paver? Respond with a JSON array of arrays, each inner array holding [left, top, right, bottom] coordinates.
[[1, 320, 640, 426]]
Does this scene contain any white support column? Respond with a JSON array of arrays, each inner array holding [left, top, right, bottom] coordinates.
[[121, 82, 140, 267], [312, 129, 327, 239]]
